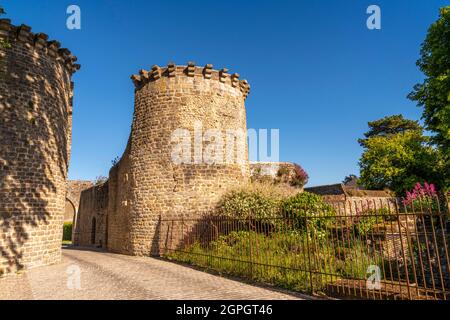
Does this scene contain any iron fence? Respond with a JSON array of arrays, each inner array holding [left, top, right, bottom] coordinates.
[[160, 196, 450, 300]]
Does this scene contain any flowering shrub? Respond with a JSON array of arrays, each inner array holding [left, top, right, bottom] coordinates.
[[275, 163, 309, 187], [404, 182, 436, 204], [403, 182, 442, 212], [291, 164, 309, 187]]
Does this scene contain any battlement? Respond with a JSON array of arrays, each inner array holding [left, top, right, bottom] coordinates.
[[0, 19, 80, 74], [131, 62, 250, 99]]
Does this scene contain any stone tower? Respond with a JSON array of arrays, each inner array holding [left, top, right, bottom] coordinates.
[[0, 19, 79, 274], [104, 63, 251, 256]]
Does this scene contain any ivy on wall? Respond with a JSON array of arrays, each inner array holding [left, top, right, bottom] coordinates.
[[0, 7, 10, 48], [0, 6, 10, 80]]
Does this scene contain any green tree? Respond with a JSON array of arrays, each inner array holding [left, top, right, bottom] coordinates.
[[408, 6, 450, 187], [358, 115, 422, 147], [358, 117, 442, 194]]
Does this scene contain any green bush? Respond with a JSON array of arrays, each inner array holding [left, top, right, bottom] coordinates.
[[281, 192, 336, 239], [333, 241, 382, 279], [354, 207, 397, 237], [63, 222, 73, 242], [217, 182, 298, 220], [354, 215, 378, 236]]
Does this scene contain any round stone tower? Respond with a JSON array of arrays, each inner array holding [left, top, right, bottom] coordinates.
[[0, 19, 80, 274], [107, 63, 251, 256]]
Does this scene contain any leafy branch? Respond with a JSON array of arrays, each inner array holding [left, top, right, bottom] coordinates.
[[0, 6, 10, 49]]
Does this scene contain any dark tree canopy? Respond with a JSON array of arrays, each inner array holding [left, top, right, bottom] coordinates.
[[358, 115, 422, 147], [342, 174, 359, 187]]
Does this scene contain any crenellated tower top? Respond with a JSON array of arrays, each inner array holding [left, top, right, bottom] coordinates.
[[130, 62, 250, 99], [0, 18, 80, 74]]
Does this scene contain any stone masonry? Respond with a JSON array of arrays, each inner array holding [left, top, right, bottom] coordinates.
[[0, 19, 79, 275], [66, 180, 93, 223], [73, 182, 108, 247], [74, 63, 251, 257]]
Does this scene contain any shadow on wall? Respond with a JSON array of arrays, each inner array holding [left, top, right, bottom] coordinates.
[[150, 216, 162, 256], [0, 34, 70, 275]]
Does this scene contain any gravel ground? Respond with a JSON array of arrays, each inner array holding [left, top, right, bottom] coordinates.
[[0, 247, 305, 300]]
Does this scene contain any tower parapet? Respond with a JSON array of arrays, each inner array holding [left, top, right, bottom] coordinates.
[[130, 63, 250, 98], [0, 19, 80, 74]]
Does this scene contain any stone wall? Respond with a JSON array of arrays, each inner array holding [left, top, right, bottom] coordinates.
[[106, 140, 133, 254], [75, 63, 251, 257], [73, 183, 108, 248], [305, 183, 395, 213], [66, 180, 93, 222], [0, 19, 79, 275]]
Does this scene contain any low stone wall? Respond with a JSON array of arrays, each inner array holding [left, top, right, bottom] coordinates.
[[331, 197, 398, 215]]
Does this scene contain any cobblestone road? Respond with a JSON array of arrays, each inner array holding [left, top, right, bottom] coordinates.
[[0, 247, 305, 300]]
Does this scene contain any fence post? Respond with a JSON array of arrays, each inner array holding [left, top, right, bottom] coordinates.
[[446, 195, 450, 216], [248, 216, 254, 279], [304, 209, 314, 295], [394, 199, 412, 300]]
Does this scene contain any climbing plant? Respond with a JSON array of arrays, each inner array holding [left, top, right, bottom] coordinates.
[[0, 6, 10, 49], [0, 5, 10, 82]]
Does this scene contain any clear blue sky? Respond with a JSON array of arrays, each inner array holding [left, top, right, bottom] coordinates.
[[3, 0, 447, 186]]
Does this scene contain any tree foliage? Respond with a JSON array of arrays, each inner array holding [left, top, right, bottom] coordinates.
[[408, 6, 450, 187], [358, 127, 441, 194]]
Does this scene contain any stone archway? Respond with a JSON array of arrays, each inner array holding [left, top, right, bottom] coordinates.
[[66, 180, 94, 242], [65, 198, 76, 223]]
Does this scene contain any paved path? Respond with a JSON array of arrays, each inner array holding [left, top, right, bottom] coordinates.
[[0, 247, 304, 300]]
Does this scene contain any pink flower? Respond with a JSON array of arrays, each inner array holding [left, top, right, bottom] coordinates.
[[403, 182, 438, 205]]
